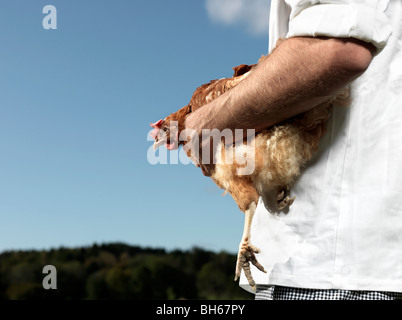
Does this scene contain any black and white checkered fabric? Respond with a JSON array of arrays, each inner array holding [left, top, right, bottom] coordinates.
[[255, 285, 402, 300]]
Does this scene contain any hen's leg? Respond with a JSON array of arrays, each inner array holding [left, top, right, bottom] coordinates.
[[234, 201, 266, 290]]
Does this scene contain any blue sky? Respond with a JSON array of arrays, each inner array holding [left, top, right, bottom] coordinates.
[[0, 0, 270, 253]]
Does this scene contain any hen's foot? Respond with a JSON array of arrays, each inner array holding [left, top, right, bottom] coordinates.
[[234, 240, 266, 290], [276, 187, 296, 209]]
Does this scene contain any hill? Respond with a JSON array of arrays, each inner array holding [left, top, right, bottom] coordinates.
[[0, 243, 253, 300]]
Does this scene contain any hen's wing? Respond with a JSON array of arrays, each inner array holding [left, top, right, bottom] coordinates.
[[189, 63, 257, 112]]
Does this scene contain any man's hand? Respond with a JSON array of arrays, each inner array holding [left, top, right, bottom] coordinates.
[[182, 122, 217, 177]]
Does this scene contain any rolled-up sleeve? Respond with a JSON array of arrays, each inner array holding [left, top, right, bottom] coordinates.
[[285, 0, 393, 51]]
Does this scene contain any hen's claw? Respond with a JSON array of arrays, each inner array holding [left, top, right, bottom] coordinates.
[[234, 242, 266, 290], [276, 187, 296, 209]]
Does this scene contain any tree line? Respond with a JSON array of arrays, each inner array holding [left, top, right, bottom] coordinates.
[[0, 243, 252, 300]]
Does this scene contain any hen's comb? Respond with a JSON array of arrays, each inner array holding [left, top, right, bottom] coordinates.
[[150, 119, 163, 128]]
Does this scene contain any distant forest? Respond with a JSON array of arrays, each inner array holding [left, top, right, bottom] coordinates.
[[0, 243, 253, 300]]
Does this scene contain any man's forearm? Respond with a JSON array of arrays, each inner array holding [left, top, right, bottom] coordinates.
[[185, 37, 374, 136]]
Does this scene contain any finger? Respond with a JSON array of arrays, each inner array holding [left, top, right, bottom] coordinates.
[[234, 254, 246, 281], [250, 256, 267, 274], [249, 245, 261, 254], [242, 261, 256, 288]]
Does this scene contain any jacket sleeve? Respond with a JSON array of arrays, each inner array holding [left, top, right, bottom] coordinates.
[[284, 0, 393, 52]]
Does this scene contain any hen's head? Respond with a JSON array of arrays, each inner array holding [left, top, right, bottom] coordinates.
[[150, 119, 179, 151], [150, 104, 192, 151]]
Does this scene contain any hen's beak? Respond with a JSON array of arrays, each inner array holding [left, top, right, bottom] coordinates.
[[153, 138, 166, 150]]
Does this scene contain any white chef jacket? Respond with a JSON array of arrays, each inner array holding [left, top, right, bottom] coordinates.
[[240, 0, 402, 293]]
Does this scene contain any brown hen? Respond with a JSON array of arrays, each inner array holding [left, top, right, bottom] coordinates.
[[150, 56, 349, 290]]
